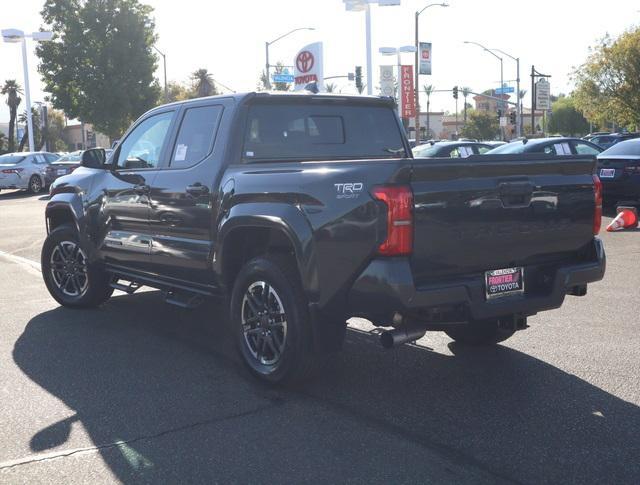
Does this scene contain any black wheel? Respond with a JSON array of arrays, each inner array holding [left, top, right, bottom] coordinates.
[[28, 175, 43, 194], [230, 255, 320, 385], [41, 224, 113, 308], [445, 319, 515, 346]]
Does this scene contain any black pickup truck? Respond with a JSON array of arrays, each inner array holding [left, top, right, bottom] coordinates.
[[42, 92, 605, 384]]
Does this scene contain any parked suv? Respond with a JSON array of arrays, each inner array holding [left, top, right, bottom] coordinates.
[[0, 152, 59, 193], [43, 93, 605, 384]]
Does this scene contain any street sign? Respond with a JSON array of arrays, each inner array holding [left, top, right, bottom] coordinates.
[[495, 86, 514, 94], [535, 79, 551, 110], [500, 116, 508, 127], [400, 65, 415, 118], [379, 65, 394, 97], [272, 74, 294, 83], [294, 42, 324, 91], [419, 42, 432, 75]]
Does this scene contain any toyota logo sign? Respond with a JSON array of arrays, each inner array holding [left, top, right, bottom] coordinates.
[[296, 51, 314, 74]]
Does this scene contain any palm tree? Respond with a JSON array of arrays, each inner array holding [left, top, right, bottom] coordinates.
[[1, 80, 23, 152], [190, 69, 218, 98], [462, 87, 471, 124], [423, 84, 434, 139], [0, 132, 6, 154], [324, 82, 337, 93], [17, 108, 41, 152]]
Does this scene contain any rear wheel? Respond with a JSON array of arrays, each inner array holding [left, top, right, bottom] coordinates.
[[41, 224, 113, 308], [445, 319, 515, 346], [230, 255, 321, 385], [28, 175, 43, 194]]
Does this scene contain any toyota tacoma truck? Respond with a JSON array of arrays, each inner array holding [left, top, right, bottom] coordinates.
[[42, 92, 606, 384]]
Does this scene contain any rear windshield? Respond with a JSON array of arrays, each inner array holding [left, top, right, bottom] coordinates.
[[54, 152, 82, 163], [0, 155, 26, 164], [242, 101, 406, 161], [600, 139, 640, 156], [486, 142, 529, 154]]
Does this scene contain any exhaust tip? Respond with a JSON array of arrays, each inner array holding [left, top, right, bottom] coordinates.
[[380, 331, 395, 349]]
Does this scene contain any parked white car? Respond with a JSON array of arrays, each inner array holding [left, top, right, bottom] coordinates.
[[0, 152, 60, 194]]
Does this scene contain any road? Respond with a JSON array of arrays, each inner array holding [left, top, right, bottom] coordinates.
[[0, 189, 639, 484]]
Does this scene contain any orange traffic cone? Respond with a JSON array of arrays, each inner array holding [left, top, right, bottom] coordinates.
[[607, 207, 639, 231], [617, 206, 639, 228]]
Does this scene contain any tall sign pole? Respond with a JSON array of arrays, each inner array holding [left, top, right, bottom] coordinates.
[[365, 3, 373, 95]]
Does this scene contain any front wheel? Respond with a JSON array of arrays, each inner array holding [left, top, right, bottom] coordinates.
[[41, 224, 113, 308], [445, 319, 515, 346], [230, 255, 320, 385]]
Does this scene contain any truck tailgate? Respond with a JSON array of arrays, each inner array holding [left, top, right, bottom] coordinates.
[[409, 154, 597, 286]]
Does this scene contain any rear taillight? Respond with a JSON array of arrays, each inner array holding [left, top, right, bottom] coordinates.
[[1, 168, 23, 174], [371, 185, 413, 256], [593, 175, 602, 235]]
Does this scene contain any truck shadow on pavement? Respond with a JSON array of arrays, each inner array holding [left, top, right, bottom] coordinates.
[[13, 291, 640, 484]]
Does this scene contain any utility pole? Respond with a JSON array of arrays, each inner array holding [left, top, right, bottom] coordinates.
[[530, 65, 551, 136], [153, 46, 167, 103]]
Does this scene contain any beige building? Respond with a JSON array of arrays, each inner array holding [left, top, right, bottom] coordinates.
[[63, 123, 110, 151], [406, 112, 445, 141]]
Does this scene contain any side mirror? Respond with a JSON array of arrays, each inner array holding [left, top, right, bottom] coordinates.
[[81, 148, 107, 168]]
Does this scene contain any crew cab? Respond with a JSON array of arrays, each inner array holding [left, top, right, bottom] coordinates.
[[42, 92, 606, 384]]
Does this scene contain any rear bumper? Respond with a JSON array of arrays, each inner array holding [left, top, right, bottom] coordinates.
[[348, 238, 606, 324]]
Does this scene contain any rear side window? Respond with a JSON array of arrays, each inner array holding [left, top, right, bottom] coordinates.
[[171, 105, 223, 168], [243, 102, 406, 161], [573, 142, 600, 155]]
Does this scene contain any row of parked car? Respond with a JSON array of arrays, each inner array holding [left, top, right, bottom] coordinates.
[[412, 136, 640, 206], [0, 149, 112, 194]]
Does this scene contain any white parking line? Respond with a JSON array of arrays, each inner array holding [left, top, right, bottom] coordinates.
[[0, 250, 41, 275]]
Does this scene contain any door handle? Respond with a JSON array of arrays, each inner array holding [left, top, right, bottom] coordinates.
[[186, 183, 209, 196], [133, 184, 150, 195]]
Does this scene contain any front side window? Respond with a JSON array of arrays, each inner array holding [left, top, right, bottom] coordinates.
[[171, 105, 223, 168], [115, 111, 173, 170], [243, 102, 405, 161]]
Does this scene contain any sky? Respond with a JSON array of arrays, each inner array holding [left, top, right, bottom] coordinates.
[[1, 0, 638, 123]]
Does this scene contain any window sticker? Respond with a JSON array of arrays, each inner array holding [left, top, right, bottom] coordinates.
[[174, 144, 188, 161], [245, 151, 254, 157]]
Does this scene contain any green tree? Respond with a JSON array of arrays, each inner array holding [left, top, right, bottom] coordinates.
[[547, 96, 589, 135], [17, 108, 42, 151], [42, 109, 68, 152], [36, 0, 160, 139], [462, 86, 471, 123], [460, 110, 499, 140], [166, 81, 191, 103], [190, 68, 218, 98], [1, 80, 22, 152], [573, 27, 640, 129], [423, 84, 435, 138]]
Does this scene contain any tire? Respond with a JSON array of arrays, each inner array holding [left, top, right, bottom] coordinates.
[[28, 175, 43, 194], [445, 318, 515, 346], [41, 224, 113, 308], [230, 255, 320, 385]]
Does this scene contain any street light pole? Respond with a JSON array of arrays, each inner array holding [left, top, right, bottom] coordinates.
[[2, 29, 53, 152], [152, 45, 168, 104], [414, 2, 448, 144], [265, 27, 315, 90], [493, 48, 521, 137], [365, 4, 373, 95]]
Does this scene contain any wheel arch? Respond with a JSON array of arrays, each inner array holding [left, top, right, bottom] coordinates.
[[45, 196, 83, 235]]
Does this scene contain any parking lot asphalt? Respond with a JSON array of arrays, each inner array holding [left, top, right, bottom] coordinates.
[[0, 189, 639, 484]]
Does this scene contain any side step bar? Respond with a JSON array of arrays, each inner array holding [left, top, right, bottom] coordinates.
[[110, 280, 142, 294]]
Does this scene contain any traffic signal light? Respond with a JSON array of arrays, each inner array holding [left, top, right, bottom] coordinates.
[[509, 111, 516, 124], [452, 86, 458, 99], [497, 109, 502, 120], [355, 66, 363, 93]]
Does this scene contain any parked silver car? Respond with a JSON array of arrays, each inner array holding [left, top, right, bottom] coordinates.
[[0, 152, 60, 194]]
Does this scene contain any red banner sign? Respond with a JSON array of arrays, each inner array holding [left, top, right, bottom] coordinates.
[[400, 65, 415, 119]]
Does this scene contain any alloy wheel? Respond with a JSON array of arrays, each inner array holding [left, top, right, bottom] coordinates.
[[30, 176, 42, 193], [241, 281, 288, 366], [49, 241, 89, 297]]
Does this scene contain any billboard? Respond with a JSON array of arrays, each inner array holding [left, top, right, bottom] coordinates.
[[419, 42, 432, 75], [294, 42, 324, 91], [400, 65, 415, 118]]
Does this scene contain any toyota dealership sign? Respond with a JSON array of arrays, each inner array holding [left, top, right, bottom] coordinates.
[[294, 42, 324, 91]]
